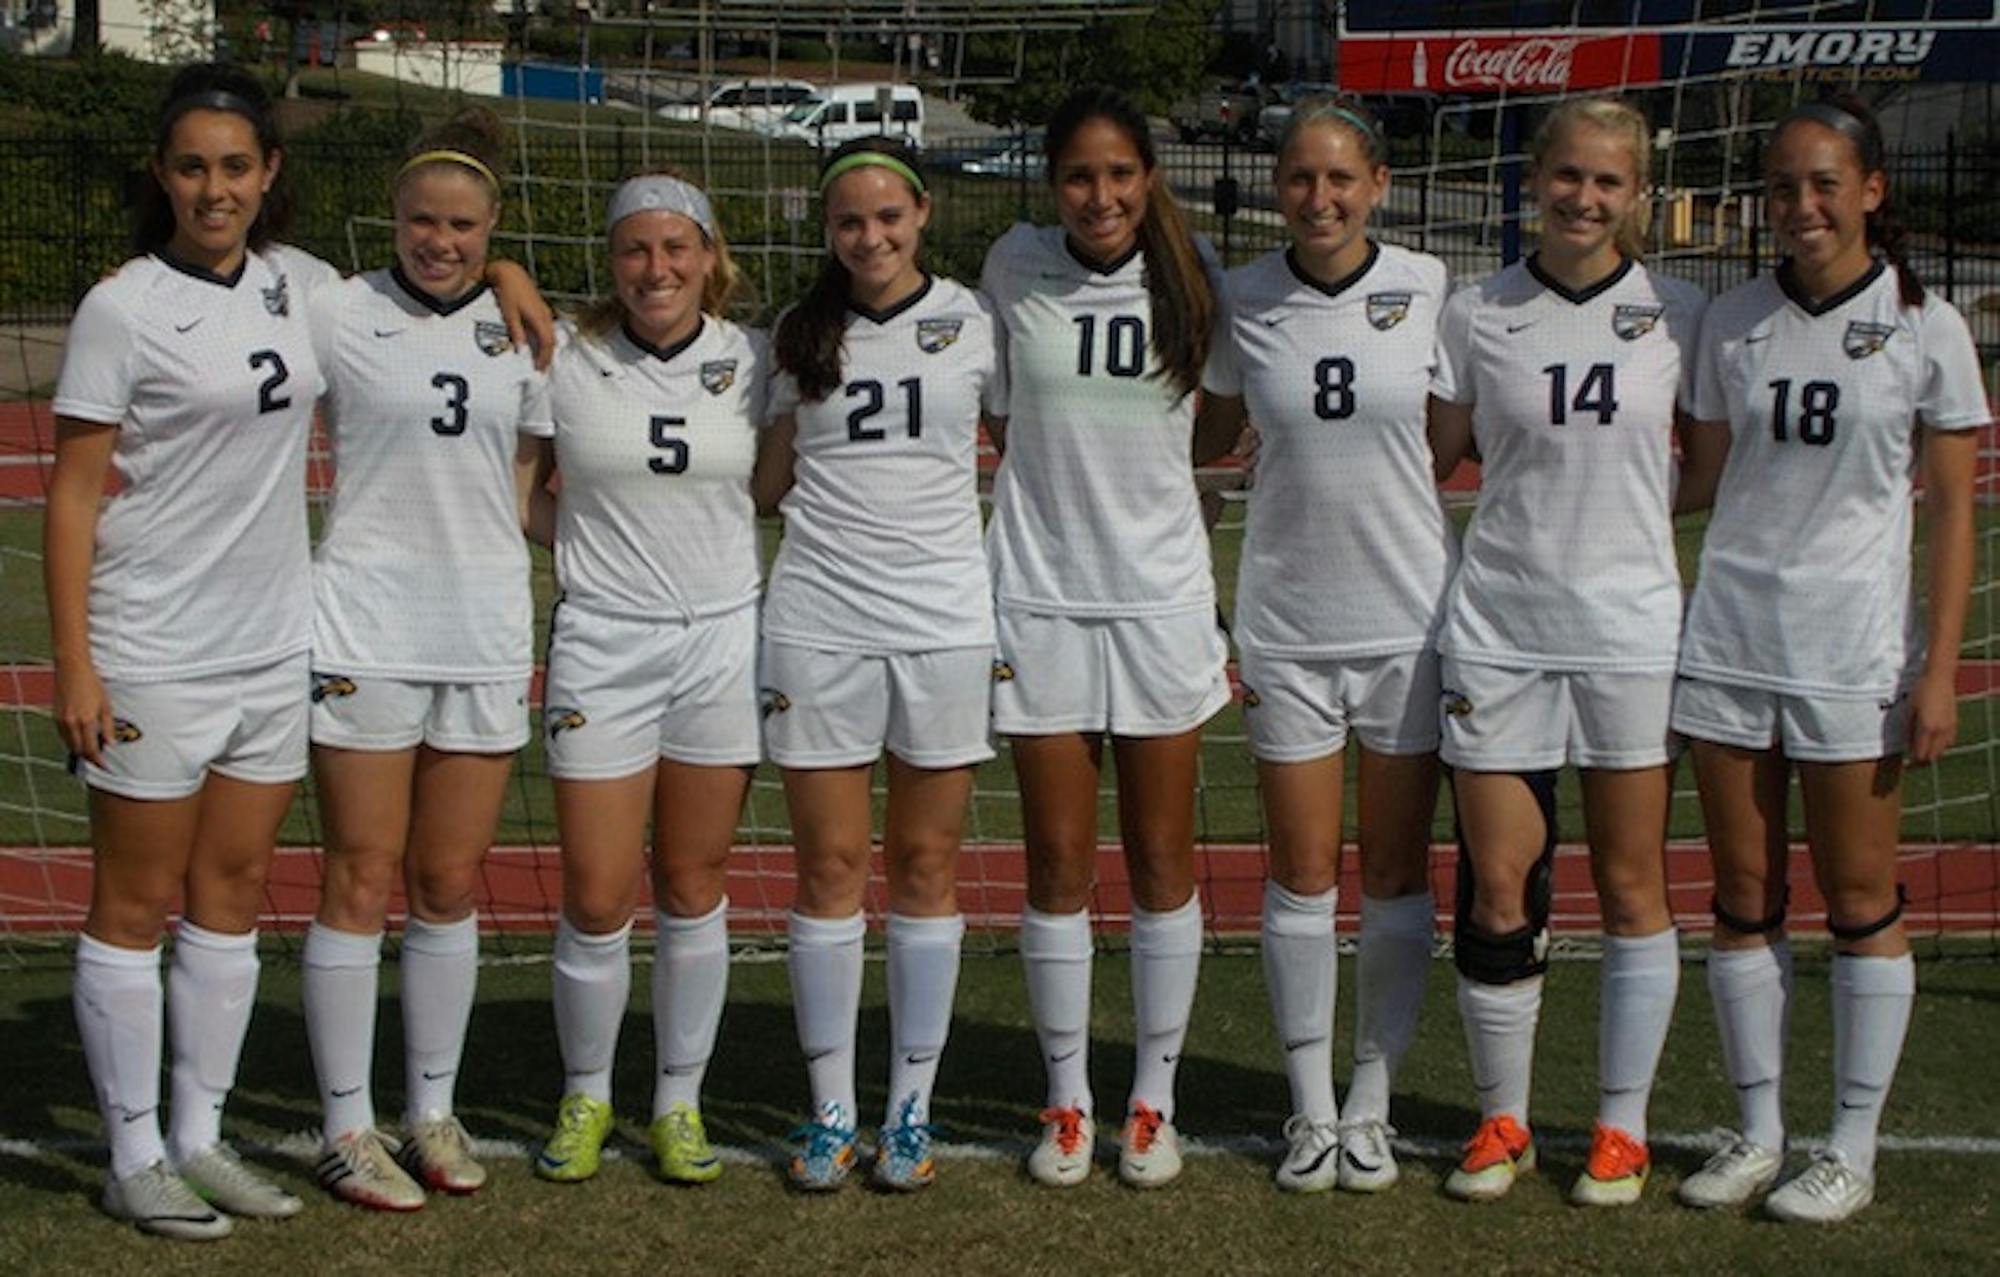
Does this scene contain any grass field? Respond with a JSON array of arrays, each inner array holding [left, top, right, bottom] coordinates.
[[1, 948, 1997, 1275]]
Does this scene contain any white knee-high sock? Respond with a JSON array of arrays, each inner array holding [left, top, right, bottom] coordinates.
[[1261, 882, 1338, 1124], [1457, 974, 1542, 1125], [1828, 952, 1914, 1178], [653, 900, 730, 1118], [303, 922, 383, 1143], [401, 913, 479, 1124], [884, 912, 964, 1128], [74, 934, 167, 1180], [1128, 894, 1204, 1123], [1707, 939, 1791, 1150], [552, 918, 631, 1103], [1347, 891, 1434, 1126], [787, 910, 865, 1125], [1596, 928, 1681, 1142], [1020, 906, 1094, 1116], [166, 921, 259, 1163]]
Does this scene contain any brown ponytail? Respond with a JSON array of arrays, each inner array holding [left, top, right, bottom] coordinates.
[[1775, 95, 1925, 307]]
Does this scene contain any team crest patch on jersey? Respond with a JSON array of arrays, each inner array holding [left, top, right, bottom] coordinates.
[[1442, 690, 1473, 717], [311, 673, 357, 703], [1612, 304, 1663, 341], [110, 717, 143, 744], [916, 318, 963, 353], [991, 660, 1016, 684], [1366, 292, 1412, 331], [1844, 320, 1895, 359], [474, 320, 512, 356], [262, 275, 290, 317], [546, 707, 587, 736], [760, 689, 791, 718], [700, 360, 738, 394]]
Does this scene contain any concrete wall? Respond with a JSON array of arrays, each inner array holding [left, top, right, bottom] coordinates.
[[352, 39, 506, 98]]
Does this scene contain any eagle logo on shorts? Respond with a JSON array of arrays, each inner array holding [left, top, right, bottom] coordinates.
[[111, 717, 143, 743], [546, 707, 587, 736], [916, 318, 962, 353], [1366, 292, 1412, 331], [474, 320, 512, 357], [311, 673, 357, 703], [760, 689, 791, 718], [262, 275, 290, 317], [1844, 320, 1894, 360], [1442, 690, 1473, 717], [991, 660, 1016, 683], [1239, 684, 1261, 709], [700, 360, 738, 394], [1612, 304, 1663, 341]]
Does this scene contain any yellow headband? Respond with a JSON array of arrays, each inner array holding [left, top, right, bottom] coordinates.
[[398, 149, 500, 193]]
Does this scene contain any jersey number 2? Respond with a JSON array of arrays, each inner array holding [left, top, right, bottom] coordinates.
[[248, 350, 290, 415]]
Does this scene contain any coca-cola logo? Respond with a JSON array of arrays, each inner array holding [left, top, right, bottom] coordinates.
[[1442, 37, 1578, 90]]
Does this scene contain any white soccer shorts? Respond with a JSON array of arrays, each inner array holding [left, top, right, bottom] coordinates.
[[1239, 648, 1442, 763], [1438, 658, 1674, 772], [992, 606, 1231, 738], [79, 652, 310, 800], [309, 673, 531, 753], [760, 640, 995, 770], [542, 601, 761, 778], [1671, 675, 1913, 764]]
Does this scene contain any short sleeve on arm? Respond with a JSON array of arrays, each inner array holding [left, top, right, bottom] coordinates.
[[1428, 284, 1476, 405], [1203, 291, 1241, 398], [1688, 306, 1732, 424], [979, 293, 1010, 419], [1918, 298, 1991, 432], [743, 328, 773, 427], [768, 367, 802, 420], [52, 282, 135, 426]]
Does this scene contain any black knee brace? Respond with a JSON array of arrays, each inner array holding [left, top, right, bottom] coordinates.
[[1828, 885, 1907, 943], [1712, 888, 1788, 936], [1453, 770, 1559, 984]]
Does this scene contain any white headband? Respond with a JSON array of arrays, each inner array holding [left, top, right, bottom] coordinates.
[[605, 175, 715, 239]]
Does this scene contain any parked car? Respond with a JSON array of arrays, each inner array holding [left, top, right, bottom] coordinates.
[[1256, 81, 1340, 150], [657, 78, 818, 132], [763, 82, 926, 149], [934, 132, 1043, 179], [1168, 82, 1263, 144]]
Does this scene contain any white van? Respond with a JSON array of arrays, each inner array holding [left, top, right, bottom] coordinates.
[[657, 78, 818, 133], [765, 83, 925, 149]]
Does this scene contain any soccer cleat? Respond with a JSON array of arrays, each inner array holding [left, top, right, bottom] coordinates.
[[400, 1114, 488, 1195], [317, 1129, 425, 1212], [1444, 1114, 1536, 1203], [1678, 1135, 1784, 1209], [1117, 1102, 1183, 1189], [1026, 1106, 1095, 1187], [872, 1094, 938, 1192], [177, 1142, 304, 1219], [1764, 1150, 1874, 1224], [102, 1161, 233, 1241], [648, 1103, 723, 1185], [1570, 1123, 1650, 1207], [536, 1093, 615, 1184], [1336, 1118, 1401, 1193], [1274, 1114, 1341, 1193], [787, 1102, 858, 1192]]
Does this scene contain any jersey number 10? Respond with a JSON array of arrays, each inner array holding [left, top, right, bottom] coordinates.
[[1074, 315, 1145, 378]]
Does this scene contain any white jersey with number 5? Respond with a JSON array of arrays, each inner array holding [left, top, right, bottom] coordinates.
[[548, 318, 768, 620], [981, 222, 1221, 618], [53, 246, 335, 682], [765, 275, 1004, 653], [1681, 263, 1990, 699], [1431, 257, 1705, 672], [1208, 241, 1456, 659], [311, 268, 553, 682]]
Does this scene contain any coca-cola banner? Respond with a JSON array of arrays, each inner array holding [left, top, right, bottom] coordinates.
[[1340, 34, 1663, 93]]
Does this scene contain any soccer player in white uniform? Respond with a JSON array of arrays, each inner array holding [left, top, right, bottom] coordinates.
[[754, 138, 1003, 1192], [525, 174, 767, 1189], [983, 87, 1232, 1190], [1671, 97, 1986, 1224], [1426, 98, 1714, 1207], [301, 111, 552, 1211], [1197, 97, 1453, 1194]]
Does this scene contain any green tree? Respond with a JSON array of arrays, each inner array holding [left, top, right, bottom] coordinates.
[[961, 0, 1220, 126]]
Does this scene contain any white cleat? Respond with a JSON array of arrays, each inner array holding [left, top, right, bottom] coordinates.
[[1677, 1135, 1784, 1209], [1764, 1150, 1874, 1224], [317, 1128, 426, 1212], [401, 1115, 488, 1195], [1117, 1103, 1183, 1189], [1026, 1106, 1095, 1187], [177, 1142, 304, 1219], [1335, 1118, 1401, 1193], [1274, 1115, 1340, 1192], [102, 1161, 233, 1241]]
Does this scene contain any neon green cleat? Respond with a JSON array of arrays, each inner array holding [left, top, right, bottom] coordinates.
[[648, 1103, 722, 1185], [535, 1094, 615, 1184]]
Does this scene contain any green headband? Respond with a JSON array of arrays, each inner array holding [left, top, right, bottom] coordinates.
[[1317, 105, 1383, 151], [818, 151, 926, 197]]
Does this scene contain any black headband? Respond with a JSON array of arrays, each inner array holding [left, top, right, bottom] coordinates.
[[1779, 101, 1873, 153], [163, 89, 262, 130]]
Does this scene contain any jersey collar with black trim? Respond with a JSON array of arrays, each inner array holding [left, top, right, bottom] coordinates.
[[621, 315, 706, 364], [1776, 257, 1885, 318], [1286, 241, 1381, 300], [1064, 235, 1142, 278], [1525, 253, 1633, 305], [390, 264, 494, 317], [154, 249, 248, 289], [848, 273, 934, 326]]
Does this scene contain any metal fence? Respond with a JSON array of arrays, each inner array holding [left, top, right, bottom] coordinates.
[[3, 125, 1997, 366]]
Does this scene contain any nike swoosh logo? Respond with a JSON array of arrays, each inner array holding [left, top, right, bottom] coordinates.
[[1506, 321, 1537, 333], [422, 1069, 455, 1081], [1343, 1147, 1382, 1173], [806, 1048, 837, 1063], [1745, 332, 1772, 344], [331, 1085, 363, 1098], [905, 1052, 939, 1065], [1294, 1144, 1338, 1175], [175, 319, 202, 333], [662, 1064, 702, 1077], [1600, 1084, 1644, 1097], [1262, 315, 1287, 327], [1049, 1048, 1080, 1064], [374, 327, 405, 338], [1839, 1100, 1873, 1111], [1161, 1053, 1180, 1065], [120, 1106, 157, 1124], [1284, 1036, 1327, 1053]]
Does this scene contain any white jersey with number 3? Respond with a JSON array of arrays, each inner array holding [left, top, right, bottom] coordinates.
[[1681, 263, 1990, 698], [1431, 257, 1705, 672], [765, 276, 1003, 652], [547, 318, 768, 620], [53, 246, 335, 681], [1208, 242, 1456, 659], [311, 269, 553, 681], [981, 222, 1221, 618]]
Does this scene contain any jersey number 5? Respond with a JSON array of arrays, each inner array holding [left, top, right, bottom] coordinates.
[[649, 414, 689, 474]]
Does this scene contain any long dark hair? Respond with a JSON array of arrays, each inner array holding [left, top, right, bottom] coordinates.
[[774, 136, 927, 403], [1773, 94, 1923, 307], [135, 63, 291, 256], [1044, 86, 1212, 398]]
